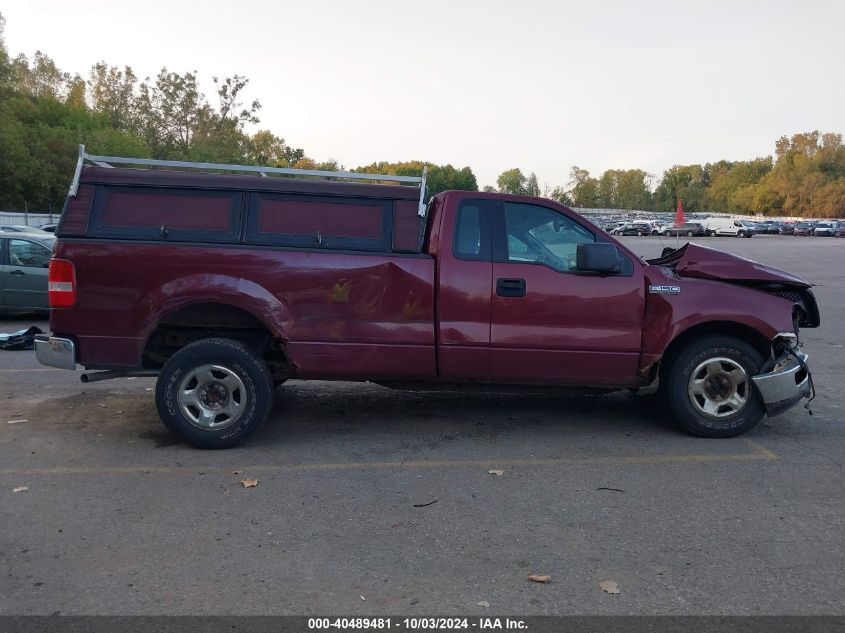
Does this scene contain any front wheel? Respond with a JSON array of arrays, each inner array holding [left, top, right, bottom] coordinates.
[[637, 230, 644, 236], [155, 338, 274, 448], [660, 335, 765, 437], [686, 230, 694, 237], [663, 230, 671, 236]]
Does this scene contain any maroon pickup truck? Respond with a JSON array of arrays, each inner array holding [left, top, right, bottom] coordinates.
[[36, 148, 819, 448]]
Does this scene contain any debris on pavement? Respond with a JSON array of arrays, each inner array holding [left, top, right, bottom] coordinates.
[[527, 574, 551, 583], [0, 326, 43, 351], [599, 580, 620, 594], [240, 479, 258, 488], [7, 419, 27, 424], [477, 601, 490, 608], [13, 486, 29, 493], [596, 487, 625, 492], [413, 499, 438, 508], [488, 469, 504, 476]]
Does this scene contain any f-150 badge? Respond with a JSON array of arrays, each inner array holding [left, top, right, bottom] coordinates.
[[649, 285, 681, 294]]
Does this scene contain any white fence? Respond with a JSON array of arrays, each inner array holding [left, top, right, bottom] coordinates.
[[0, 212, 56, 228]]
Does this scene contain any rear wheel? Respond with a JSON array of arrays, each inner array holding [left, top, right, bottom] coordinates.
[[664, 230, 671, 236], [661, 335, 765, 437], [737, 230, 746, 238], [686, 230, 694, 237], [155, 338, 274, 449], [637, 230, 644, 236]]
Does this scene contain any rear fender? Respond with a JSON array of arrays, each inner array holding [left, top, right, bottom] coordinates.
[[138, 274, 292, 346]]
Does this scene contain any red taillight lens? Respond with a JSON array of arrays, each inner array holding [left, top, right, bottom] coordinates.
[[48, 259, 77, 308]]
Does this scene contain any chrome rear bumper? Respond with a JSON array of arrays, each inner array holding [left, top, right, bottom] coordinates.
[[752, 351, 811, 417], [34, 335, 77, 370]]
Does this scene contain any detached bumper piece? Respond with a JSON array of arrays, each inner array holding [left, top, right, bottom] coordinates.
[[752, 351, 811, 417], [34, 335, 77, 370]]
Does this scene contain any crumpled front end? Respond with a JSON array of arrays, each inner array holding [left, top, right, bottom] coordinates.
[[752, 333, 814, 417]]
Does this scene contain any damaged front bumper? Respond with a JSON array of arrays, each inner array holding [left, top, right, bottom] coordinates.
[[751, 336, 812, 417]]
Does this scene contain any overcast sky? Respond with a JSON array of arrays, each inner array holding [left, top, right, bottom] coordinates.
[[3, 0, 844, 188]]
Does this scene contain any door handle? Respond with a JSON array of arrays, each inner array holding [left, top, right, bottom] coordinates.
[[9, 269, 25, 276], [496, 277, 526, 297]]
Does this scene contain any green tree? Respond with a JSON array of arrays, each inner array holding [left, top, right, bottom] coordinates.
[[497, 168, 527, 194], [88, 63, 138, 131], [526, 171, 540, 197], [355, 161, 478, 196], [567, 166, 600, 207]]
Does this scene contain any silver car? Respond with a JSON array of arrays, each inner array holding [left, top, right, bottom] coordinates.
[[1, 233, 55, 313]]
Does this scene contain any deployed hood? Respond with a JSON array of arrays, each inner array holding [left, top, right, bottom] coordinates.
[[647, 243, 811, 288]]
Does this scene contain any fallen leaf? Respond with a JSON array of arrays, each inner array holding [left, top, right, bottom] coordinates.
[[599, 580, 620, 594], [488, 469, 504, 476], [527, 574, 551, 583], [13, 486, 28, 493], [360, 595, 366, 601], [477, 601, 490, 608], [241, 479, 258, 488]]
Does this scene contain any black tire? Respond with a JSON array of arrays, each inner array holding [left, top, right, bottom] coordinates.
[[155, 338, 274, 449], [660, 335, 765, 438], [637, 230, 644, 236], [737, 231, 745, 238], [664, 230, 671, 236], [686, 231, 694, 237]]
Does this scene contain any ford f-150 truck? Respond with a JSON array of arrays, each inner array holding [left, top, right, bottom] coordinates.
[[35, 147, 819, 448]]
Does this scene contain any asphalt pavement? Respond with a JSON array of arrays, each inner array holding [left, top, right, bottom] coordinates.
[[0, 235, 843, 615]]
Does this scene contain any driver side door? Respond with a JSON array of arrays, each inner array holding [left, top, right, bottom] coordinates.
[[489, 201, 645, 386]]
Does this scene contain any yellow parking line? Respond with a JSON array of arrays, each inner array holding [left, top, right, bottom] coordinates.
[[0, 439, 776, 477]]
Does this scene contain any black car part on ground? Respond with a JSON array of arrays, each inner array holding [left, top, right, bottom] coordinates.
[[0, 326, 44, 351]]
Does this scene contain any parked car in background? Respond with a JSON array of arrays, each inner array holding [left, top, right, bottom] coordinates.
[[1, 224, 50, 234], [611, 221, 658, 236], [662, 222, 706, 237], [813, 222, 837, 237], [702, 218, 756, 237], [779, 222, 796, 235], [834, 223, 845, 238], [1, 232, 55, 313], [794, 222, 817, 236]]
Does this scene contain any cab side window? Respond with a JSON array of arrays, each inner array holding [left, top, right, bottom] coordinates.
[[503, 203, 594, 272], [9, 239, 50, 268], [453, 199, 492, 261]]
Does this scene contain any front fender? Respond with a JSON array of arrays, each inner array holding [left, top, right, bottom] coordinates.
[[642, 271, 796, 361]]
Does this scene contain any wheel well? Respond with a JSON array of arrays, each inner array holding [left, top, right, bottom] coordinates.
[[142, 303, 291, 378], [656, 321, 771, 381]]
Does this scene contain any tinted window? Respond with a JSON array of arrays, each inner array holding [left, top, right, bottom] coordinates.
[[453, 199, 491, 261], [90, 186, 242, 242], [9, 239, 51, 268], [247, 193, 392, 251], [504, 203, 594, 272]]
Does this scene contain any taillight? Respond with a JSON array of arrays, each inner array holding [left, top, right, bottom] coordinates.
[[48, 259, 77, 308]]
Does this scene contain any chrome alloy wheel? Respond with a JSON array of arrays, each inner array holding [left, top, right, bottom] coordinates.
[[177, 364, 247, 430], [687, 357, 750, 419]]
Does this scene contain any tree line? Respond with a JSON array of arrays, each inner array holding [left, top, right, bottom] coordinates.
[[0, 12, 842, 217]]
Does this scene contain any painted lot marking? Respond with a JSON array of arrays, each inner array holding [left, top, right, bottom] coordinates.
[[0, 440, 776, 477]]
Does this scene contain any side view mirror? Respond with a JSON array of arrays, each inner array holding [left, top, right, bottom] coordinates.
[[576, 242, 623, 274]]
